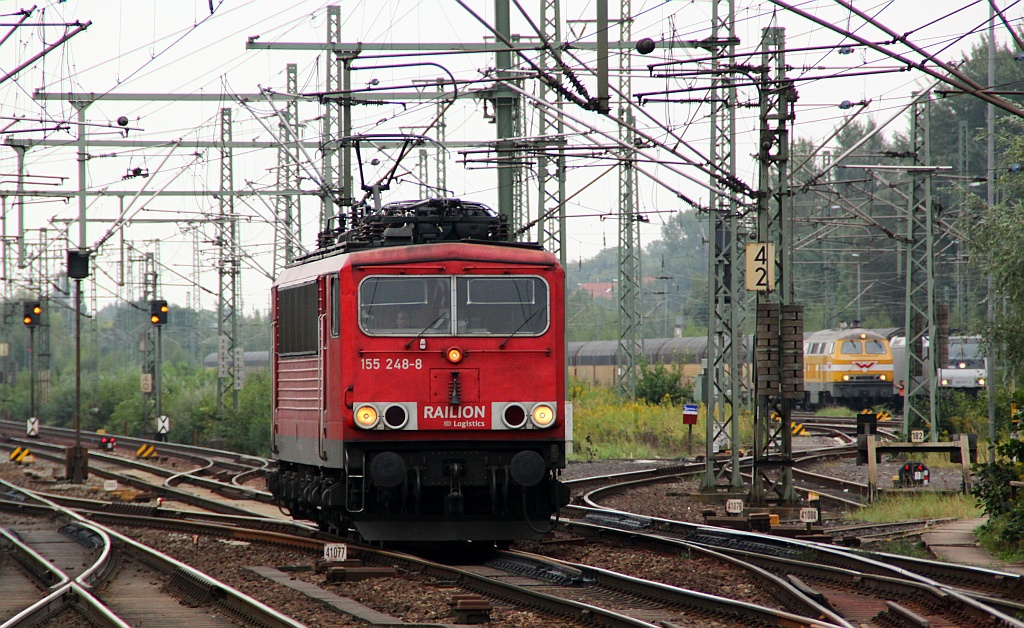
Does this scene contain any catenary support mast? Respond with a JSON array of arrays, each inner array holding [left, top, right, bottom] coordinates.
[[702, 0, 744, 492], [616, 0, 642, 399]]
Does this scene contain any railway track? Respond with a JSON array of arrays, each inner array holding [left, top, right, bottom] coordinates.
[[2, 479, 843, 627], [828, 518, 958, 544], [2, 418, 1003, 627], [560, 461, 1023, 628], [549, 506, 1023, 627], [0, 419, 272, 495], [1, 481, 303, 628], [565, 443, 868, 513], [0, 432, 282, 519]]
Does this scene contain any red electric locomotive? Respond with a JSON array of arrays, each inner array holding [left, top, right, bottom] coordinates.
[[268, 198, 570, 542]]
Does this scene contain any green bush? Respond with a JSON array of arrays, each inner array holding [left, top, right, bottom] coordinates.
[[973, 440, 1024, 557], [972, 440, 1024, 518], [636, 363, 691, 405]]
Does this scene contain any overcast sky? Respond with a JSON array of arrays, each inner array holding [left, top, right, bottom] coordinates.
[[0, 0, 1015, 317]]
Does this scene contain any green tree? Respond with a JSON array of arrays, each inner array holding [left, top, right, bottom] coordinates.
[[962, 118, 1024, 366], [930, 36, 1024, 178], [646, 210, 708, 334]]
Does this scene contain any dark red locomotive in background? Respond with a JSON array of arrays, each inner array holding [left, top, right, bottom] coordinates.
[[268, 198, 569, 542]]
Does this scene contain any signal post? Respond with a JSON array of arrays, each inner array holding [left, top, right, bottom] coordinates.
[[22, 300, 41, 428], [149, 299, 168, 440], [66, 250, 90, 483]]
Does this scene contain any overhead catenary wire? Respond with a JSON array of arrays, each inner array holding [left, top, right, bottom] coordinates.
[[503, 80, 735, 211], [92, 139, 189, 252], [768, 0, 1024, 119], [2, 1, 1015, 316]]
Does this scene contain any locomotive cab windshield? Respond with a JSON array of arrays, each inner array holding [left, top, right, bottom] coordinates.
[[359, 274, 548, 337]]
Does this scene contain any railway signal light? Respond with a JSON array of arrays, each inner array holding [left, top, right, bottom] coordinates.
[[149, 299, 168, 325], [22, 301, 41, 327]]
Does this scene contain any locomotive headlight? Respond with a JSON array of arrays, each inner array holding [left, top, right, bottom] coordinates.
[[879, 374, 887, 381], [354, 405, 379, 429], [531, 404, 555, 428], [842, 374, 850, 382], [958, 362, 967, 369], [383, 404, 408, 430], [978, 378, 986, 386], [941, 379, 949, 386], [502, 404, 527, 429], [446, 347, 463, 364]]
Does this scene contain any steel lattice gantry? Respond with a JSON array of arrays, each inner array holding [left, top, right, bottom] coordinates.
[[435, 83, 449, 197], [751, 27, 799, 505], [903, 94, 939, 441], [616, 0, 642, 399], [324, 5, 353, 224], [274, 63, 300, 276], [493, 0, 517, 222], [702, 0, 744, 493], [536, 0, 567, 264], [217, 108, 242, 413]]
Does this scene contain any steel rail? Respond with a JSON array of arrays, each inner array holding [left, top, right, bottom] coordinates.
[[1, 507, 127, 627], [2, 480, 836, 628], [560, 508, 1024, 627], [0, 419, 272, 475], [564, 443, 859, 491], [792, 468, 870, 497], [704, 539, 1024, 628], [855, 547, 1024, 595], [529, 524, 853, 627], [0, 480, 307, 628], [0, 439, 267, 517], [1, 485, 309, 530], [5, 433, 270, 500], [500, 548, 846, 628], [568, 445, 864, 511]]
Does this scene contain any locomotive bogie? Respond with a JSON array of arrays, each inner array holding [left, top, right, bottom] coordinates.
[[269, 441, 569, 541]]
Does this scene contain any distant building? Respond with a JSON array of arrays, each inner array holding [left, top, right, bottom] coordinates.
[[578, 277, 659, 300], [578, 282, 616, 299]]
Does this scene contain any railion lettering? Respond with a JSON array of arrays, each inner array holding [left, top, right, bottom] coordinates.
[[423, 405, 486, 420]]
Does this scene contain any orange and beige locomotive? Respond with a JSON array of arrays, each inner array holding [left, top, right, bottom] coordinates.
[[802, 328, 895, 408]]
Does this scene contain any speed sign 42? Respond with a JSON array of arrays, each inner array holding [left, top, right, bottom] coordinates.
[[745, 242, 775, 292]]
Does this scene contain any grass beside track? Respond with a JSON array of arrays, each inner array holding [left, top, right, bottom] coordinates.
[[569, 382, 885, 459], [977, 519, 1024, 563], [868, 538, 933, 559], [569, 383, 753, 460], [845, 492, 981, 523]]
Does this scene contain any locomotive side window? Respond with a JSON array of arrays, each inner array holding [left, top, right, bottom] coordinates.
[[360, 276, 451, 335], [840, 341, 862, 354], [330, 275, 340, 338], [277, 282, 319, 356], [456, 276, 548, 335]]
